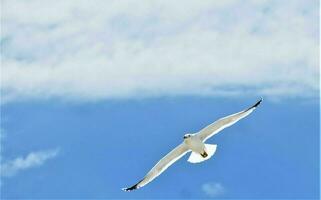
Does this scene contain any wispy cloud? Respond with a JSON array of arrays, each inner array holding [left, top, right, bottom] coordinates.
[[0, 148, 60, 177], [1, 0, 318, 103], [202, 182, 225, 197]]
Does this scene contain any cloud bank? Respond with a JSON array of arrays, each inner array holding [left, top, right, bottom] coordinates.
[[0, 148, 60, 177], [1, 0, 318, 103]]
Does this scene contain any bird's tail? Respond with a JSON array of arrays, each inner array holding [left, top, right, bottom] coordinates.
[[187, 144, 217, 163]]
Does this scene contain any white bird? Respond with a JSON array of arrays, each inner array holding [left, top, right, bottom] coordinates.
[[122, 99, 262, 191]]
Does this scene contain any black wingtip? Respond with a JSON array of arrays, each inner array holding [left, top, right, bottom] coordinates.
[[122, 186, 136, 192], [122, 179, 144, 192], [122, 184, 139, 192], [253, 98, 263, 108], [245, 98, 263, 111]]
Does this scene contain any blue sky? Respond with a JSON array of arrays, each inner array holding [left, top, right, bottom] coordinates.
[[1, 98, 319, 198], [0, 0, 319, 199]]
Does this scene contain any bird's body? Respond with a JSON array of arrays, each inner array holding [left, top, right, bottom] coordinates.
[[183, 134, 205, 155], [123, 99, 262, 191]]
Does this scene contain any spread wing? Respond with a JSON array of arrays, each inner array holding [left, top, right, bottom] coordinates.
[[122, 143, 190, 191], [196, 99, 262, 142]]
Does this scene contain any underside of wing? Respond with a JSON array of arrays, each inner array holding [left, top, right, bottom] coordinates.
[[122, 143, 189, 191], [196, 99, 262, 142]]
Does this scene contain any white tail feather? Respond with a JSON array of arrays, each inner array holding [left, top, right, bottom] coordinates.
[[187, 144, 217, 163]]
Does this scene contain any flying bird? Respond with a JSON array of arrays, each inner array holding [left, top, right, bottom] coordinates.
[[122, 99, 262, 191]]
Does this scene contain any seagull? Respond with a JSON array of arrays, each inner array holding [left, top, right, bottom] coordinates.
[[122, 99, 262, 191]]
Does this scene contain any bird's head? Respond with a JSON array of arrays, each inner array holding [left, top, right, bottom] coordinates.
[[183, 134, 193, 140]]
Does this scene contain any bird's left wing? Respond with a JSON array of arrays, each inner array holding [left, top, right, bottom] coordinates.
[[196, 99, 262, 142], [122, 143, 190, 191]]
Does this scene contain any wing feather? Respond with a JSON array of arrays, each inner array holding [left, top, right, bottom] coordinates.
[[196, 99, 262, 142], [123, 143, 189, 191]]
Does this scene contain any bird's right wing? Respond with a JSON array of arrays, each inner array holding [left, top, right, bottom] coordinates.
[[122, 143, 190, 191], [196, 99, 262, 142]]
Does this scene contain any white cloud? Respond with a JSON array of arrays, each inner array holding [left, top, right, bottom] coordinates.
[[0, 148, 60, 177], [202, 182, 225, 197], [1, 0, 318, 103]]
